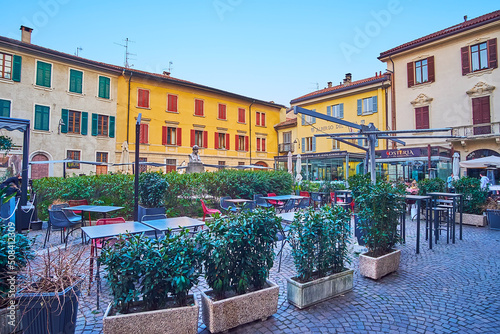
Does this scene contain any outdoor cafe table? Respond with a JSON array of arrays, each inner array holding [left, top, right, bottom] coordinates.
[[140, 217, 205, 238], [261, 195, 305, 208], [224, 198, 253, 210], [427, 192, 464, 243], [405, 195, 431, 254], [81, 221, 154, 308], [62, 205, 124, 226]]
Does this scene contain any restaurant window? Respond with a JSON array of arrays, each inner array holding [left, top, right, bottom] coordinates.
[[66, 150, 80, 169]]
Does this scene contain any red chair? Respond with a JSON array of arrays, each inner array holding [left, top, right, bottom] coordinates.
[[68, 199, 92, 226], [267, 193, 284, 206], [89, 217, 125, 289], [330, 192, 345, 204], [201, 199, 221, 221]]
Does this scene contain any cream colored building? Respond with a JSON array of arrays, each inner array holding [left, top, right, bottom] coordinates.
[[379, 11, 500, 178], [0, 27, 121, 178]]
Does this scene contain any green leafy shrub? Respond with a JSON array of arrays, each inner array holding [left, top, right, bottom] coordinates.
[[288, 205, 351, 282], [453, 176, 488, 214], [353, 180, 405, 257], [139, 172, 168, 208], [417, 178, 445, 195], [319, 181, 347, 193], [197, 208, 281, 300], [299, 180, 320, 192]]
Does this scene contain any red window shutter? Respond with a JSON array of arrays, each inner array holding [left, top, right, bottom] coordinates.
[[427, 56, 435, 82], [190, 129, 195, 147], [214, 132, 219, 149], [488, 38, 498, 69], [177, 127, 182, 146], [261, 113, 266, 126], [219, 104, 226, 119], [195, 99, 204, 116], [235, 135, 239, 150], [461, 46, 471, 75], [245, 136, 249, 151], [256, 138, 261, 151], [226, 133, 230, 150], [415, 108, 422, 129], [203, 131, 208, 148], [407, 62, 414, 87], [472, 98, 481, 124], [139, 124, 148, 143], [256, 112, 260, 126], [238, 108, 245, 123], [422, 106, 429, 129], [262, 138, 266, 151], [168, 95, 178, 112], [162, 126, 167, 145], [139, 90, 149, 108]]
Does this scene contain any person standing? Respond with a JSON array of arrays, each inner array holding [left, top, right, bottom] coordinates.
[[480, 171, 490, 190], [447, 173, 455, 192]]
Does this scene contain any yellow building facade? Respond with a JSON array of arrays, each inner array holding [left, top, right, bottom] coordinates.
[[276, 73, 391, 181], [116, 69, 284, 171]]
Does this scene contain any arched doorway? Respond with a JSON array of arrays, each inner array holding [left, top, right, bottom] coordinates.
[[255, 161, 268, 167], [31, 153, 49, 179]]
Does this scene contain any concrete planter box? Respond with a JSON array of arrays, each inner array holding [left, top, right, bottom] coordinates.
[[286, 269, 354, 309], [137, 205, 166, 222], [201, 280, 279, 333], [456, 213, 487, 227], [103, 297, 199, 334], [359, 249, 401, 280], [486, 210, 500, 230]]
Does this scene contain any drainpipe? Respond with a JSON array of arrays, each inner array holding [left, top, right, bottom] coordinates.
[[389, 55, 396, 149], [125, 70, 133, 143], [249, 100, 255, 164], [385, 86, 389, 150]]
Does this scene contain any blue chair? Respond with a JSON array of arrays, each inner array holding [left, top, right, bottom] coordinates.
[[44, 209, 82, 249], [295, 198, 310, 210], [220, 196, 238, 213], [254, 194, 273, 208], [241, 200, 256, 212], [277, 199, 296, 213]]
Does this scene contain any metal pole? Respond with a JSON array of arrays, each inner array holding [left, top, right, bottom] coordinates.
[[345, 153, 349, 180], [369, 134, 376, 184], [17, 125, 30, 233], [134, 113, 142, 221]]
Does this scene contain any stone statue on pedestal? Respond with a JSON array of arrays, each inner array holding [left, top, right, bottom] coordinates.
[[186, 145, 204, 173]]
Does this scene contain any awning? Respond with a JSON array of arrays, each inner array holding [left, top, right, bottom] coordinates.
[[460, 156, 500, 168]]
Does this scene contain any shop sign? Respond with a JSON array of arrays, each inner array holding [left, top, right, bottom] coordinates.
[[379, 148, 422, 158]]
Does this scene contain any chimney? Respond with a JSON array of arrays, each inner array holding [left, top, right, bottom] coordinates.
[[343, 73, 352, 85], [20, 26, 33, 44], [327, 82, 332, 88], [464, 15, 467, 22], [163, 71, 171, 77]]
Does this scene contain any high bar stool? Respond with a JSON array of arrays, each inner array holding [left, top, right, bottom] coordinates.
[[430, 207, 450, 244]]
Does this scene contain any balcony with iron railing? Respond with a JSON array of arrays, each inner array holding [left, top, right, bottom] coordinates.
[[451, 122, 500, 138], [278, 142, 294, 153]]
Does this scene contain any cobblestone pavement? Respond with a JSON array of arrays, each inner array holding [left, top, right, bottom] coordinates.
[[26, 215, 500, 334]]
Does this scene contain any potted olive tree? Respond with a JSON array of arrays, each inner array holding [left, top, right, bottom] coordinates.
[[138, 171, 168, 221], [286, 205, 352, 309], [353, 180, 405, 280], [101, 229, 201, 334], [197, 208, 281, 333]]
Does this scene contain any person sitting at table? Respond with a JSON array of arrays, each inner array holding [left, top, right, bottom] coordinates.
[[406, 180, 419, 195]]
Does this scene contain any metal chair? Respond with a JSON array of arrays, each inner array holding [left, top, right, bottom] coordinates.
[[310, 192, 322, 208], [295, 198, 310, 210], [51, 203, 82, 224], [241, 200, 256, 212], [267, 193, 284, 207], [220, 196, 238, 213], [277, 199, 296, 213], [254, 194, 273, 208], [68, 199, 92, 225], [44, 209, 82, 249]]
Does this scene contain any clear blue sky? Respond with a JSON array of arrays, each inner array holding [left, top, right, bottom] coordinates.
[[1, 0, 498, 106]]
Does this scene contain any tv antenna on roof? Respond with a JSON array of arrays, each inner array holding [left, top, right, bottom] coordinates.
[[75, 47, 83, 56], [310, 82, 319, 91], [168, 61, 173, 73], [114, 38, 136, 68]]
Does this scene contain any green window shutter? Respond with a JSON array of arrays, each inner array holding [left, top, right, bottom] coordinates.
[[372, 96, 378, 113], [81, 112, 88, 135], [34, 105, 49, 131], [99, 76, 110, 99], [61, 109, 68, 133], [340, 103, 344, 119], [312, 137, 316, 152], [312, 109, 316, 124], [12, 55, 22, 82], [357, 99, 362, 115], [0, 100, 11, 117], [36, 61, 51, 87], [69, 69, 82, 94], [109, 116, 115, 138], [301, 114, 305, 125], [327, 106, 331, 116], [91, 113, 98, 136], [301, 138, 305, 153]]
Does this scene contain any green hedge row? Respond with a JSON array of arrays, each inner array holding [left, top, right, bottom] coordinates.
[[33, 170, 293, 220]]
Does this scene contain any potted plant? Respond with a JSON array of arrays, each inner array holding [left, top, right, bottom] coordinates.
[[286, 205, 352, 309], [15, 247, 86, 334], [353, 179, 405, 280], [101, 229, 201, 334], [483, 197, 500, 230], [453, 177, 489, 227], [0, 221, 34, 334], [197, 208, 281, 333], [138, 171, 168, 221], [348, 173, 371, 246]]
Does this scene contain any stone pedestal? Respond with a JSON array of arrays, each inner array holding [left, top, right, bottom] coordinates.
[[186, 162, 204, 174]]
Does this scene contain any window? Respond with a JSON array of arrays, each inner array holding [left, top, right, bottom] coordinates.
[[357, 96, 378, 115], [98, 76, 110, 99], [462, 38, 498, 75], [166, 159, 176, 173], [283, 132, 291, 144], [218, 161, 226, 167], [139, 157, 147, 173], [36, 61, 51, 87], [34, 104, 50, 131], [407, 57, 435, 87], [218, 104, 227, 120], [256, 112, 266, 126], [167, 94, 178, 112], [256, 138, 266, 152], [66, 150, 80, 169], [97, 115, 109, 136], [301, 110, 317, 125], [415, 106, 429, 130], [194, 99, 204, 116], [138, 89, 150, 108], [0, 99, 11, 117], [162, 126, 182, 146], [139, 123, 148, 144], [238, 162, 245, 166], [191, 129, 207, 148], [96, 152, 108, 175], [302, 136, 316, 153], [91, 113, 114, 137], [0, 52, 12, 80], [67, 110, 81, 134], [69, 69, 83, 94], [236, 135, 248, 151], [472, 96, 491, 135], [215, 132, 229, 149], [327, 104, 344, 118], [332, 140, 340, 150], [238, 108, 245, 123]]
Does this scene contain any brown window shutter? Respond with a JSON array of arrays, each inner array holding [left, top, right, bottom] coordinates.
[[407, 62, 414, 87], [226, 133, 230, 150], [190, 129, 195, 147], [488, 38, 498, 69], [422, 106, 429, 129], [214, 132, 219, 149], [427, 56, 435, 82], [461, 46, 470, 75], [162, 126, 167, 145], [177, 128, 182, 146], [415, 107, 422, 129]]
